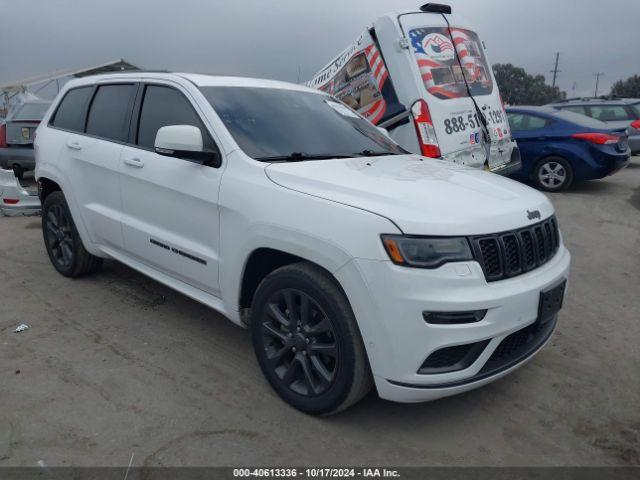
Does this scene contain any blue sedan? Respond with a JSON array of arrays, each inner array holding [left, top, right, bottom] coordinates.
[[506, 106, 631, 191]]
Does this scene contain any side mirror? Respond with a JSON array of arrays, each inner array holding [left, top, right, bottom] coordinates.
[[154, 125, 220, 167]]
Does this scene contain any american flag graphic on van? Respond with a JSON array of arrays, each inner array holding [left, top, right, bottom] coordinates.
[[361, 44, 390, 124]]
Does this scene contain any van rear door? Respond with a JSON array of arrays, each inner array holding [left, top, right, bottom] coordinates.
[[398, 13, 512, 170]]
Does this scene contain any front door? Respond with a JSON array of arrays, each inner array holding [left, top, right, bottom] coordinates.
[[118, 84, 223, 295], [507, 112, 551, 162]]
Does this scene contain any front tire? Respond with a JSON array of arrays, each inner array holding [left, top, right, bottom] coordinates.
[[42, 191, 103, 277], [250, 263, 372, 415], [533, 156, 573, 192]]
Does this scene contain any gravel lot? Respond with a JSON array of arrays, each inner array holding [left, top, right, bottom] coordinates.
[[1, 160, 639, 467]]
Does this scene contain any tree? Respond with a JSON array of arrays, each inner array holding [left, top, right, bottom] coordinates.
[[493, 63, 565, 106], [611, 75, 640, 98]]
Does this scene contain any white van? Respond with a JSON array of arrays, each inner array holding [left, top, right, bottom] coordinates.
[[308, 3, 521, 174]]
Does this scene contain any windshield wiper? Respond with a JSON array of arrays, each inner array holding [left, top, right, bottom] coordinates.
[[356, 149, 400, 157], [256, 152, 353, 162]]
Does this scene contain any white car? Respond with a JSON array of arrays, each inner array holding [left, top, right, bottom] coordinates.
[[35, 73, 570, 415]]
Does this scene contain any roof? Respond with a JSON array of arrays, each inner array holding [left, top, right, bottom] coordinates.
[[179, 74, 319, 93], [0, 59, 140, 94], [506, 106, 558, 114], [64, 72, 321, 94], [506, 105, 611, 129], [549, 97, 640, 106]]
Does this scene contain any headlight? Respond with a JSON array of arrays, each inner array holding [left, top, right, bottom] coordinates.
[[381, 235, 473, 268]]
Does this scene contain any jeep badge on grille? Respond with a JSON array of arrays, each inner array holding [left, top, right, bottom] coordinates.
[[527, 210, 541, 221]]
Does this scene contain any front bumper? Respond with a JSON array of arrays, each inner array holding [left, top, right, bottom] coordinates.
[[336, 243, 570, 403]]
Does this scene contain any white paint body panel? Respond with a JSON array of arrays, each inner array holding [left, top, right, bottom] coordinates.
[[35, 73, 570, 403]]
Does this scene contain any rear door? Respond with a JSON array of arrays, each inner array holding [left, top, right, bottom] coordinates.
[[119, 83, 223, 295], [50, 84, 133, 249], [398, 13, 511, 168]]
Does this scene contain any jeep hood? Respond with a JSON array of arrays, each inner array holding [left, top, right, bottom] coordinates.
[[264, 155, 553, 236]]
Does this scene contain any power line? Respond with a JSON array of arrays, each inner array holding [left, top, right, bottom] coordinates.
[[550, 52, 561, 88], [593, 72, 605, 96]]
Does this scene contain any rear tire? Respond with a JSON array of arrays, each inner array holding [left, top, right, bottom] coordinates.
[[12, 164, 24, 181], [42, 191, 103, 277], [532, 156, 573, 192], [250, 262, 372, 415]]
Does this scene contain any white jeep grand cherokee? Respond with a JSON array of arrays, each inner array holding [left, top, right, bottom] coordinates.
[[35, 73, 570, 415]]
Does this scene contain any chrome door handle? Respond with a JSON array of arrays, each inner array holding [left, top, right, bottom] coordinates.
[[124, 157, 144, 168], [66, 140, 82, 150]]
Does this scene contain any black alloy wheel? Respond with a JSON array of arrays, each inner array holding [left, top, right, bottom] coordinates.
[[45, 203, 75, 269], [260, 288, 338, 397], [250, 263, 372, 415], [41, 191, 103, 277]]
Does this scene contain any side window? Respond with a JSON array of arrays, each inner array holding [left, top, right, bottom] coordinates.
[[137, 85, 215, 151], [507, 113, 547, 131], [86, 84, 137, 142], [589, 105, 633, 122], [51, 87, 93, 132], [562, 106, 588, 116]]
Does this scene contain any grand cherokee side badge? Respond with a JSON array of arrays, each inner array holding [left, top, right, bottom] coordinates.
[[527, 210, 541, 221]]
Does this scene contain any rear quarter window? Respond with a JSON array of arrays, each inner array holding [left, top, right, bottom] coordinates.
[[13, 103, 50, 121], [589, 105, 634, 122], [51, 87, 94, 132]]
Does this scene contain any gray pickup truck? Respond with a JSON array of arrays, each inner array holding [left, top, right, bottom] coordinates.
[[0, 100, 51, 179]]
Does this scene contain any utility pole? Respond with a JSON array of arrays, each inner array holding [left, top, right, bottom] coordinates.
[[550, 52, 561, 88], [594, 72, 604, 97]]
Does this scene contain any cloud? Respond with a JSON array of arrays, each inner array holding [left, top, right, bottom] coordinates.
[[1, 0, 638, 98]]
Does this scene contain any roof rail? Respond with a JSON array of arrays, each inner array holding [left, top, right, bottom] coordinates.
[[554, 95, 623, 103]]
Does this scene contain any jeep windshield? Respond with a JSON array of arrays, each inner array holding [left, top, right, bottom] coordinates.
[[199, 86, 406, 161]]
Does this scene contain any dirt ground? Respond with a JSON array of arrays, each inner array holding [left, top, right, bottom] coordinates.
[[1, 161, 639, 467]]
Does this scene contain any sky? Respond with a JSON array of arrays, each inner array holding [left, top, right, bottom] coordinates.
[[1, 0, 638, 99]]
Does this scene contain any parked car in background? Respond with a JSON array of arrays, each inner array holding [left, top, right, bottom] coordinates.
[[549, 97, 640, 154], [0, 100, 51, 179], [506, 106, 631, 191], [308, 3, 521, 175], [0, 167, 40, 214], [35, 72, 570, 414]]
